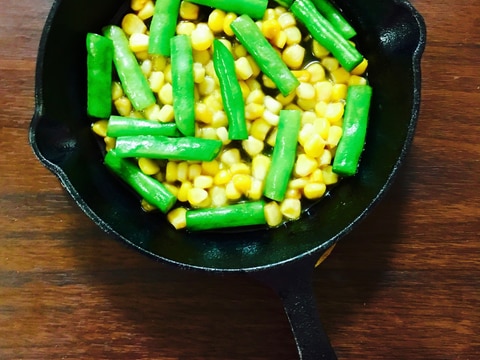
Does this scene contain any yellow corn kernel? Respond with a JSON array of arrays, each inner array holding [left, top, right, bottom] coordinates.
[[235, 56, 254, 80], [284, 26, 302, 45], [312, 40, 330, 59], [296, 82, 316, 100], [322, 165, 339, 185], [331, 84, 348, 102], [165, 161, 178, 183], [179, 1, 199, 20], [314, 101, 328, 118], [188, 187, 209, 207], [289, 178, 308, 190], [213, 169, 232, 185], [150, 54, 166, 71], [91, 120, 108, 138], [246, 57, 260, 79], [245, 103, 266, 120], [250, 118, 271, 141], [176, 21, 196, 35], [223, 12, 237, 36], [195, 102, 213, 124], [274, 5, 287, 15], [326, 125, 343, 148], [122, 13, 147, 35], [285, 188, 301, 199], [351, 58, 368, 75], [208, 110, 226, 128], [282, 44, 305, 69], [216, 126, 230, 145], [225, 181, 242, 200], [306, 62, 325, 83], [246, 89, 265, 105], [280, 198, 301, 220], [262, 18, 281, 39], [137, 1, 155, 20], [104, 137, 116, 152], [247, 178, 263, 200], [193, 175, 214, 189], [148, 71, 165, 93], [278, 12, 296, 29], [266, 126, 278, 147], [330, 67, 351, 85], [264, 95, 282, 114], [135, 50, 149, 62], [140, 60, 152, 78], [192, 49, 211, 65], [232, 174, 252, 194], [309, 168, 324, 183], [246, 78, 262, 91], [242, 136, 264, 157], [129, 32, 149, 53], [232, 43, 247, 59], [298, 123, 314, 146], [187, 163, 202, 180], [264, 201, 283, 227], [304, 133, 325, 158], [325, 102, 345, 125], [141, 199, 157, 212], [262, 110, 279, 127], [250, 154, 269, 181], [227, 163, 248, 176], [197, 75, 216, 96], [318, 148, 332, 166], [295, 154, 318, 177], [263, 8, 276, 20], [297, 98, 316, 111], [275, 91, 296, 106], [154, 171, 165, 183], [199, 160, 219, 177], [291, 70, 311, 82], [167, 207, 187, 230], [131, 0, 148, 11], [158, 83, 173, 105], [313, 117, 330, 140], [301, 111, 316, 125], [348, 75, 368, 86], [304, 182, 327, 199], [272, 30, 287, 49], [217, 38, 232, 53], [321, 56, 339, 72], [207, 9, 226, 33], [114, 96, 132, 117], [138, 157, 160, 175], [163, 183, 179, 197], [314, 81, 333, 102], [111, 81, 124, 101], [176, 181, 193, 202], [220, 148, 241, 167], [191, 23, 214, 51], [158, 104, 175, 123], [207, 186, 226, 207], [204, 91, 223, 111], [261, 74, 277, 89]]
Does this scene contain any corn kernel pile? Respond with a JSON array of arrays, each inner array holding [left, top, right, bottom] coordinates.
[[92, 0, 369, 229]]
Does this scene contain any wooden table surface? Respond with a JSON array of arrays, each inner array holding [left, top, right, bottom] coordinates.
[[1, 0, 479, 359]]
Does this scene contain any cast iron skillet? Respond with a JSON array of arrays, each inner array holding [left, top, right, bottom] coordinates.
[[29, 0, 426, 358]]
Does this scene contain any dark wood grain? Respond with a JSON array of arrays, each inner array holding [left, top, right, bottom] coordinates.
[[1, 0, 479, 359]]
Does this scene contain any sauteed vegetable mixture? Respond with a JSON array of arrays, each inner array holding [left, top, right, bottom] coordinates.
[[88, 0, 372, 231]]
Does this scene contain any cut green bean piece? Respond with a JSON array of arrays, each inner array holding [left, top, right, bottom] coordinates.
[[290, 0, 363, 71], [332, 85, 372, 176], [103, 25, 156, 111], [264, 110, 302, 201], [86, 33, 113, 118], [148, 0, 181, 56], [212, 39, 247, 140], [114, 135, 223, 162], [189, 0, 268, 19], [170, 35, 196, 137], [104, 149, 177, 213], [230, 15, 300, 96], [106, 116, 179, 137], [186, 201, 266, 231], [311, 0, 357, 39]]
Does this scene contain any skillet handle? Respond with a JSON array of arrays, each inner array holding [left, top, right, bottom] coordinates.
[[252, 256, 337, 360]]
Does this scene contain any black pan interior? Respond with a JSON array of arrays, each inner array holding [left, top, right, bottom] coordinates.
[[30, 0, 426, 271]]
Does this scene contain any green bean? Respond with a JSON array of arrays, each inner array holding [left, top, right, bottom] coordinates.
[[170, 35, 196, 137], [114, 135, 223, 162], [148, 0, 181, 56], [310, 0, 357, 39], [104, 149, 177, 213], [332, 85, 372, 176], [212, 39, 247, 140], [290, 0, 363, 71], [264, 110, 302, 201], [106, 116, 179, 137], [86, 33, 113, 118], [103, 25, 156, 111], [189, 0, 268, 19], [230, 14, 300, 96], [186, 201, 266, 231]]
